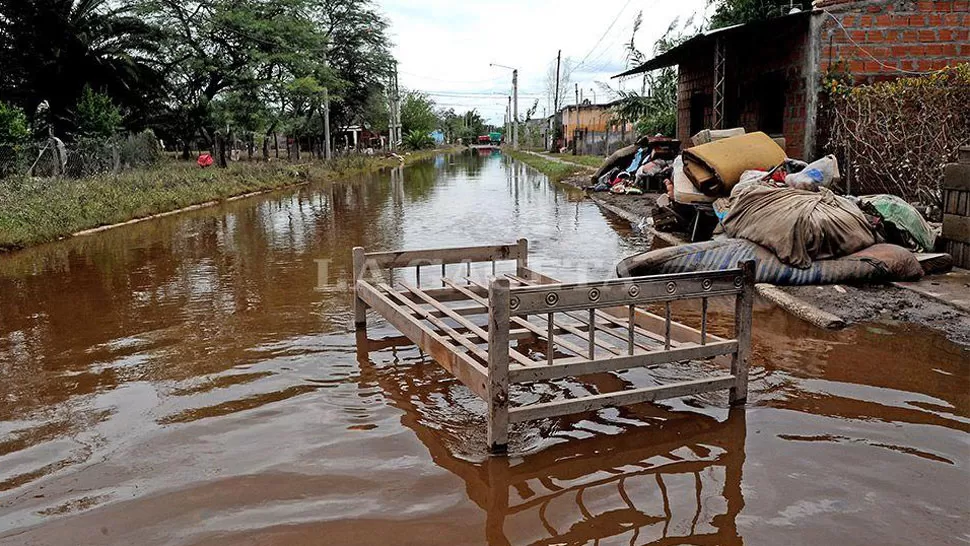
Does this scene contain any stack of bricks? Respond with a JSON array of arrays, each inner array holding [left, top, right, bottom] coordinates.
[[942, 147, 970, 269], [814, 0, 970, 80]]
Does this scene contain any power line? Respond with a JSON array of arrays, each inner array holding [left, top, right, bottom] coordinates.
[[421, 91, 543, 98], [821, 10, 935, 76], [567, 0, 634, 77], [399, 71, 504, 85]]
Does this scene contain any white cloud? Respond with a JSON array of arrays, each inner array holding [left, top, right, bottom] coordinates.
[[378, 0, 711, 124]]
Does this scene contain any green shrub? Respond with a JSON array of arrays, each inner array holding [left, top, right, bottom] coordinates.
[[0, 101, 29, 145], [403, 130, 434, 150], [74, 86, 122, 139]]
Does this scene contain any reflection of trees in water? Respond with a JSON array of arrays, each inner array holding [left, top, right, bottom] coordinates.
[[357, 332, 746, 546], [0, 167, 409, 419], [0, 151, 520, 423]]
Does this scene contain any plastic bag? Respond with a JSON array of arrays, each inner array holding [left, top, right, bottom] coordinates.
[[784, 154, 840, 189]]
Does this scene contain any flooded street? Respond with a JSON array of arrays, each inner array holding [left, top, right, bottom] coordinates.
[[0, 151, 967, 545]]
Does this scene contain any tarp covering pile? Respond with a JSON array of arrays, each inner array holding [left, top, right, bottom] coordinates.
[[723, 186, 876, 268], [858, 194, 937, 252], [617, 238, 923, 285]]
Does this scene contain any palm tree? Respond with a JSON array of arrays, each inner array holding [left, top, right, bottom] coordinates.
[[0, 0, 163, 136]]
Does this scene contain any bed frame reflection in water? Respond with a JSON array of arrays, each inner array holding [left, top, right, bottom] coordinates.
[[352, 239, 754, 453], [356, 331, 747, 546]]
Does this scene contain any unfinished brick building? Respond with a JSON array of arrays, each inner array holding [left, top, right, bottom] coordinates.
[[614, 0, 969, 160]]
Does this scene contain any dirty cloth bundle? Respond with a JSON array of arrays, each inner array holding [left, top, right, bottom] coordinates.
[[724, 185, 875, 268], [682, 132, 786, 196], [617, 238, 923, 285]]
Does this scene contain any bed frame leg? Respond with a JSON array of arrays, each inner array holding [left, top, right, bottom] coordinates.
[[516, 238, 529, 278], [730, 260, 755, 405], [353, 246, 368, 330], [487, 277, 511, 454]]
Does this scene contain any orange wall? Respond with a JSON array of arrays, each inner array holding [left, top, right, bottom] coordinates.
[[561, 106, 633, 142]]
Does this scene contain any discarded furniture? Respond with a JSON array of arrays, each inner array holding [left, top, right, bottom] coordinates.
[[352, 239, 754, 454], [942, 147, 970, 269], [355, 331, 748, 544]]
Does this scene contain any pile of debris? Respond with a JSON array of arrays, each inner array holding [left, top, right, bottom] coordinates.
[[587, 135, 681, 195], [613, 128, 950, 286]]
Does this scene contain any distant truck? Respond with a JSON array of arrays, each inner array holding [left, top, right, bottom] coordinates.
[[477, 135, 491, 145], [489, 132, 503, 145]]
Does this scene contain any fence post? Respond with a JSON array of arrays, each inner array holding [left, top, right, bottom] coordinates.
[[112, 143, 121, 174]]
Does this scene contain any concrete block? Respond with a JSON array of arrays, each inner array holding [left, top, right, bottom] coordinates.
[[944, 163, 970, 191], [943, 214, 970, 243], [959, 146, 970, 165]]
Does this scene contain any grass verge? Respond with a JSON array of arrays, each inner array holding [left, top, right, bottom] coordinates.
[[505, 150, 586, 183], [0, 148, 456, 251], [558, 154, 606, 168]]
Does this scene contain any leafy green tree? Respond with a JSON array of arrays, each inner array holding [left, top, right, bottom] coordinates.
[[708, 0, 812, 29], [403, 130, 434, 150], [608, 14, 694, 137], [0, 0, 163, 137], [400, 91, 439, 136], [135, 0, 326, 155], [362, 91, 389, 134], [0, 101, 29, 145], [310, 0, 394, 131], [74, 86, 122, 139], [135, 0, 392, 158]]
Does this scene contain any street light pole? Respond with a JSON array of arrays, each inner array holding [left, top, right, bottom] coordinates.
[[512, 69, 518, 149], [491, 63, 519, 150]]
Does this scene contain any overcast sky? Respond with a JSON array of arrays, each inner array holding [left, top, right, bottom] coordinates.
[[377, 0, 711, 125]]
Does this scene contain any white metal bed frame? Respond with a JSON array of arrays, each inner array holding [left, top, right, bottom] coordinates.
[[353, 238, 753, 453]]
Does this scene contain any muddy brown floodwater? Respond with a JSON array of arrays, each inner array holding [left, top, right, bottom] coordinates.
[[0, 150, 967, 545]]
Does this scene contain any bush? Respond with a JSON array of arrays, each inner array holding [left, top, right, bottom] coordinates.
[[74, 86, 122, 139], [0, 101, 29, 145], [0, 102, 30, 178], [403, 130, 434, 150], [823, 63, 970, 207]]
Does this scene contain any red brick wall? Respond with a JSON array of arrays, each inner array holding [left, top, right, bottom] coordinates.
[[676, 54, 714, 146], [675, 17, 812, 158], [816, 0, 970, 79]]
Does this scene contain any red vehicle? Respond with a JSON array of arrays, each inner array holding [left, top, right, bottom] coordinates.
[[477, 135, 491, 145]]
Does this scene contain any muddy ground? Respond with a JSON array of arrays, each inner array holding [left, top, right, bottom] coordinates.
[[563, 174, 970, 346], [781, 284, 970, 345]]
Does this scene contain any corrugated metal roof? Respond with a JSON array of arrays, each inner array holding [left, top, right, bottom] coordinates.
[[612, 9, 816, 79]]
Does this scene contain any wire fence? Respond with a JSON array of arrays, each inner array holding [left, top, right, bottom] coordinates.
[[0, 131, 162, 180]]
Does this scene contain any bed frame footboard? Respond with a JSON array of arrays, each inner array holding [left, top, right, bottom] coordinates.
[[353, 239, 754, 454]]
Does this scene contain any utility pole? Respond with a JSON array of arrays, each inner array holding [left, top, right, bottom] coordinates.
[[553, 50, 561, 152], [393, 63, 402, 148], [323, 87, 332, 160], [574, 83, 579, 155], [512, 69, 519, 149], [554, 50, 561, 113], [387, 61, 402, 151], [506, 96, 511, 143], [490, 63, 519, 148]]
